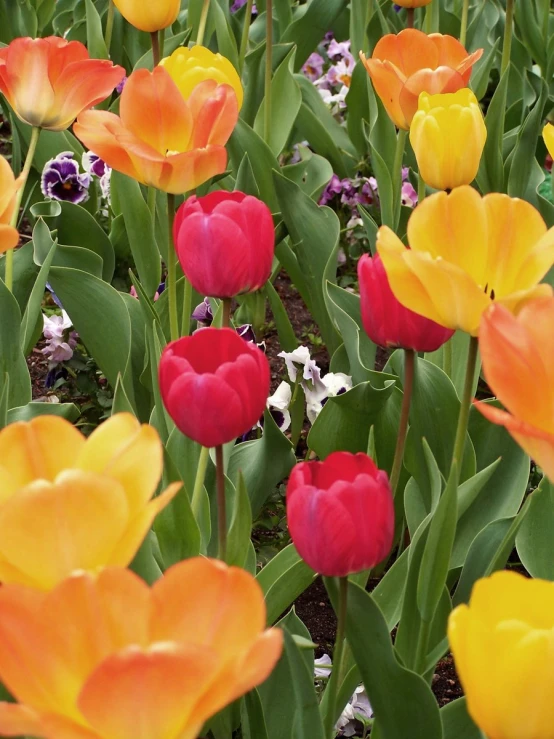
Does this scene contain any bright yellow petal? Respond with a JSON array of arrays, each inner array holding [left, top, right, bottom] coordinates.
[[543, 123, 554, 160]]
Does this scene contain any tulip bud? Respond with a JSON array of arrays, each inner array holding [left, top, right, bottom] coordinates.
[[358, 253, 454, 351], [112, 0, 180, 32], [174, 191, 275, 299], [159, 327, 270, 448], [287, 452, 395, 577], [544, 122, 554, 159], [410, 89, 487, 191]]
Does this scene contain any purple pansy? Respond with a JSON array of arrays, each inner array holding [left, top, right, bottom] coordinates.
[[191, 297, 214, 325], [41, 152, 91, 204], [230, 0, 257, 13], [302, 53, 325, 82], [82, 151, 109, 178]]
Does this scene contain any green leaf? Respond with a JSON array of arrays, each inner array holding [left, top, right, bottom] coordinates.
[[226, 471, 253, 568], [264, 281, 297, 352], [281, 147, 333, 201], [211, 0, 239, 71], [281, 0, 348, 71], [7, 401, 80, 424], [85, 0, 109, 59], [129, 530, 163, 584], [257, 544, 316, 625], [57, 202, 115, 282], [235, 153, 261, 198], [516, 476, 554, 580], [228, 119, 280, 211], [241, 690, 269, 739], [441, 698, 483, 739], [0, 279, 31, 409], [0, 373, 8, 430], [21, 219, 57, 356], [283, 630, 326, 739], [476, 69, 510, 194]]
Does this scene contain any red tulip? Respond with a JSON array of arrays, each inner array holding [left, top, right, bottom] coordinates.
[[358, 253, 454, 351], [173, 191, 275, 299], [159, 327, 270, 448], [287, 451, 395, 577]]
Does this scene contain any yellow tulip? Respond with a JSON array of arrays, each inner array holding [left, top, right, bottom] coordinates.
[[0, 413, 179, 590], [377, 186, 554, 336], [0, 154, 22, 254], [161, 45, 243, 109], [0, 558, 283, 739], [410, 89, 487, 191], [448, 570, 554, 739], [113, 0, 180, 32], [544, 123, 554, 159]]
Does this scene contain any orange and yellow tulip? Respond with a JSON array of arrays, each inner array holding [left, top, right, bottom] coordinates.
[[0, 413, 179, 590], [113, 0, 180, 32], [448, 570, 554, 739], [74, 66, 238, 194], [377, 186, 554, 335], [0, 558, 283, 739], [475, 297, 554, 481], [0, 37, 125, 132], [394, 0, 432, 6], [161, 45, 244, 110], [360, 29, 483, 130], [544, 123, 554, 159], [0, 155, 22, 254]]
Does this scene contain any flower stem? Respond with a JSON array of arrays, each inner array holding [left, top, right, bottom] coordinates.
[[222, 298, 232, 328], [450, 336, 479, 481], [196, 0, 211, 46], [501, 0, 515, 76], [417, 172, 426, 205], [216, 444, 227, 561], [105, 0, 115, 53], [459, 0, 470, 47], [390, 128, 407, 228], [191, 445, 210, 517], [166, 193, 179, 342], [406, 8, 415, 28], [324, 577, 349, 739], [443, 337, 453, 378], [389, 349, 415, 493], [264, 0, 273, 145], [150, 31, 160, 66], [414, 617, 432, 674], [181, 277, 193, 337], [5, 125, 40, 293], [239, 0, 254, 73]]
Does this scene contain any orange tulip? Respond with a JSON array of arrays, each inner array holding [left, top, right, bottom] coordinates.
[[74, 66, 237, 194], [360, 29, 483, 130], [0, 155, 22, 254], [475, 298, 554, 482], [0, 413, 179, 590], [0, 37, 125, 132], [0, 558, 283, 739]]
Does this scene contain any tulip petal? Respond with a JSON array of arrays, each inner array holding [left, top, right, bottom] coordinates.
[[41, 714, 101, 739], [0, 702, 44, 737], [0, 224, 19, 254], [360, 57, 407, 129], [78, 644, 217, 739], [544, 123, 554, 159], [399, 66, 466, 134], [372, 30, 439, 76], [75, 413, 163, 511], [188, 81, 239, 148], [0, 472, 129, 590]]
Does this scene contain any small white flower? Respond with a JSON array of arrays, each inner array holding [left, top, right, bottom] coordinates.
[[314, 654, 332, 679], [42, 311, 76, 364], [266, 381, 292, 433], [278, 346, 322, 385]]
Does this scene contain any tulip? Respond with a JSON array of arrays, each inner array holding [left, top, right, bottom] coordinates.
[[0, 558, 283, 739], [448, 570, 554, 739], [394, 0, 432, 5], [287, 451, 394, 577], [162, 45, 244, 110], [474, 298, 554, 482], [410, 89, 487, 190], [159, 327, 270, 448], [358, 253, 454, 351], [0, 37, 124, 132], [360, 29, 483, 129], [0, 155, 22, 254], [0, 413, 179, 590], [377, 186, 554, 336], [113, 0, 180, 32], [74, 66, 237, 194], [174, 191, 275, 299], [544, 123, 554, 158]]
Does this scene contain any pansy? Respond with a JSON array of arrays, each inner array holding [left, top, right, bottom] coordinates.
[[266, 381, 292, 432], [303, 53, 325, 82], [401, 181, 418, 208], [40, 151, 90, 204], [192, 296, 214, 326], [278, 345, 322, 386], [42, 311, 77, 364], [305, 371, 352, 424]]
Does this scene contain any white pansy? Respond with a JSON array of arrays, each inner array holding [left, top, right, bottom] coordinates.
[[266, 382, 292, 433]]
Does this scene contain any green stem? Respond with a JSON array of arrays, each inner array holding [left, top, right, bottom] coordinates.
[[191, 445, 210, 517], [151, 31, 160, 66], [159, 30, 165, 59], [222, 298, 232, 328], [417, 172, 426, 205], [216, 444, 227, 561], [389, 349, 415, 494], [414, 617, 432, 674], [105, 0, 115, 53], [390, 128, 407, 228], [542, 0, 550, 42], [459, 0, 470, 47], [450, 336, 479, 480], [501, 0, 515, 76], [5, 126, 40, 293], [443, 337, 453, 378], [181, 278, 193, 337], [196, 0, 210, 46], [239, 0, 254, 74], [166, 193, 179, 342], [147, 187, 157, 219], [264, 0, 273, 145], [324, 577, 348, 739], [406, 7, 415, 27]]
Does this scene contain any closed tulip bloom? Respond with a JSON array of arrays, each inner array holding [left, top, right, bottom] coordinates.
[[159, 328, 270, 448], [360, 30, 483, 130], [544, 123, 554, 158], [74, 66, 237, 194], [0, 413, 179, 590], [113, 0, 180, 32], [0, 558, 283, 739], [395, 0, 432, 6], [287, 452, 394, 577], [0, 37, 124, 132], [448, 571, 554, 739], [358, 253, 454, 351], [377, 186, 554, 336], [474, 298, 554, 482], [162, 46, 243, 109], [174, 191, 274, 299], [0, 155, 22, 254], [410, 89, 487, 190]]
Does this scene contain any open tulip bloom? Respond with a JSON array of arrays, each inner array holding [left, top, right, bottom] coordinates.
[[0, 155, 22, 253]]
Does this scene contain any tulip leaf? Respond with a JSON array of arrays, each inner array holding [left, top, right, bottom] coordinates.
[[441, 698, 483, 739], [7, 401, 80, 424], [14, 115, 84, 173], [0, 278, 31, 410], [133, 31, 191, 71], [516, 476, 554, 581], [85, 0, 109, 59], [0, 373, 7, 430], [283, 630, 326, 739], [228, 119, 280, 211], [281, 147, 333, 201], [57, 202, 115, 283], [264, 280, 298, 352], [476, 69, 510, 194], [257, 544, 316, 626], [281, 0, 348, 71], [226, 471, 253, 568], [21, 219, 57, 357], [211, 0, 239, 72], [235, 153, 261, 199], [241, 690, 270, 739], [129, 530, 163, 585]]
